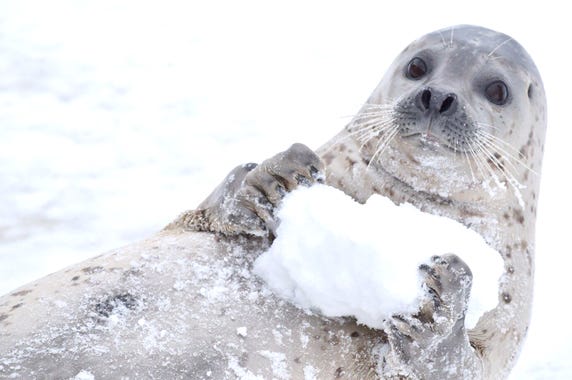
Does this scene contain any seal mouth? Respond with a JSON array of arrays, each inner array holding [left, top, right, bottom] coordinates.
[[401, 131, 465, 154]]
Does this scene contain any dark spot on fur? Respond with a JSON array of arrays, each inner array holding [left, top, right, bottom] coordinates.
[[323, 152, 335, 165], [239, 351, 249, 367], [71, 276, 80, 281], [11, 289, 32, 297], [94, 293, 138, 318], [339, 144, 347, 152], [335, 367, 344, 378], [513, 209, 525, 224], [503, 213, 510, 220], [507, 266, 515, 275], [345, 157, 356, 168], [294, 357, 301, 364], [11, 303, 23, 310], [350, 331, 360, 338], [378, 330, 389, 344], [502, 293, 512, 304], [82, 266, 105, 274], [0, 314, 8, 322], [122, 268, 144, 279]]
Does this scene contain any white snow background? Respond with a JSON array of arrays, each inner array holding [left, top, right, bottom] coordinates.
[[0, 1, 568, 378]]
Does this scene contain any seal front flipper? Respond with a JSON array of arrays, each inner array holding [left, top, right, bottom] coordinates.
[[166, 143, 325, 238], [382, 254, 482, 379]]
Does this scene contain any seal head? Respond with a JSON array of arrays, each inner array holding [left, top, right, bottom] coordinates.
[[350, 25, 545, 203]]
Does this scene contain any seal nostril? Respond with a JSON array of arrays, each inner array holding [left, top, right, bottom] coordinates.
[[421, 89, 431, 110], [439, 94, 456, 113]]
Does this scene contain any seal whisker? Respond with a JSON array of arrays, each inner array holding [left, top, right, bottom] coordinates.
[[467, 137, 505, 191], [438, 30, 448, 48], [475, 121, 503, 132], [476, 128, 526, 159], [349, 111, 397, 125], [343, 108, 395, 121], [354, 120, 397, 152], [351, 115, 396, 134], [475, 135, 528, 191], [476, 130, 537, 175], [367, 125, 399, 170], [473, 135, 525, 194], [320, 113, 397, 155], [361, 102, 398, 110], [449, 25, 455, 47], [460, 137, 477, 182], [487, 37, 513, 58], [466, 140, 490, 185]]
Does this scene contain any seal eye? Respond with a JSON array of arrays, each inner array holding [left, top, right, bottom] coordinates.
[[485, 80, 509, 105], [406, 57, 427, 80]]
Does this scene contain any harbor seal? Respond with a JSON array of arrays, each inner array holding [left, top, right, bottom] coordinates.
[[0, 25, 545, 379]]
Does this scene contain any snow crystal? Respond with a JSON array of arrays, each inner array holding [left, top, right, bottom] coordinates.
[[236, 326, 248, 337], [254, 184, 503, 329], [70, 370, 94, 380]]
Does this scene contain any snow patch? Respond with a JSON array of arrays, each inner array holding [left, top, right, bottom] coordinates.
[[254, 184, 503, 329], [70, 370, 94, 380], [258, 350, 290, 380], [303, 365, 318, 380], [236, 327, 248, 338]]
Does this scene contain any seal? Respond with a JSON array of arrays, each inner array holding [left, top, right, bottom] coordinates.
[[0, 25, 545, 379]]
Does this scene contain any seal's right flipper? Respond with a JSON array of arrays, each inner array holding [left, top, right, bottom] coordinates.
[[167, 143, 325, 238]]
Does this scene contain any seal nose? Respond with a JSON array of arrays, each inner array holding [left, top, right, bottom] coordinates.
[[439, 94, 457, 114], [416, 88, 458, 116]]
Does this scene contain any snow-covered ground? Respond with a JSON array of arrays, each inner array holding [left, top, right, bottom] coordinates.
[[0, 1, 569, 378]]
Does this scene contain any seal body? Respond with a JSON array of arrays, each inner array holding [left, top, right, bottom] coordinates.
[[0, 232, 382, 379], [0, 25, 546, 379]]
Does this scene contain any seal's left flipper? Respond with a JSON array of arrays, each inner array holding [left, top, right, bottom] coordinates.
[[167, 143, 325, 238], [382, 254, 482, 379]]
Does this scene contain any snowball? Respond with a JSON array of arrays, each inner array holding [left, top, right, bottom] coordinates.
[[253, 184, 503, 329]]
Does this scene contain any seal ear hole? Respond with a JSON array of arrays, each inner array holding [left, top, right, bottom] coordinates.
[[527, 84, 533, 99]]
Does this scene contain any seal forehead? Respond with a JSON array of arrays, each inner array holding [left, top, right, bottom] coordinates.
[[410, 25, 541, 82]]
